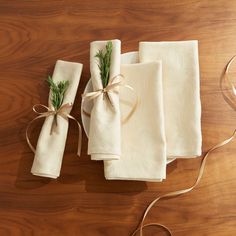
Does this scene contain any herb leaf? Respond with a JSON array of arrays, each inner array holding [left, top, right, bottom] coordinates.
[[95, 41, 113, 88], [47, 75, 69, 110]]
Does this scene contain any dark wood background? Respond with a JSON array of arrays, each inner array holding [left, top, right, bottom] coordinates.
[[0, 1, 235, 235]]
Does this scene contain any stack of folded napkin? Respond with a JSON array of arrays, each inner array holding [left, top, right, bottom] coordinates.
[[139, 41, 202, 159], [104, 61, 166, 181], [86, 39, 202, 182]]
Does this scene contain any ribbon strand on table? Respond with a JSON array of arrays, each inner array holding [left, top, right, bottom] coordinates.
[[131, 56, 236, 236], [82, 74, 138, 124], [26, 103, 82, 156]]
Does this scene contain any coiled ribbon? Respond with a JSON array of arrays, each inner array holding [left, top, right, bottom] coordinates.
[[26, 103, 82, 156], [82, 74, 138, 124], [131, 56, 236, 236]]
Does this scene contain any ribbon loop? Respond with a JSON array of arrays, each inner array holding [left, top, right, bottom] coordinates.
[[33, 104, 52, 115], [26, 102, 82, 157], [81, 74, 124, 102]]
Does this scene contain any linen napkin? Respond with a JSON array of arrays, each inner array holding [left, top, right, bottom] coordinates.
[[31, 60, 83, 178], [88, 40, 121, 161], [139, 41, 202, 158], [104, 61, 166, 181]]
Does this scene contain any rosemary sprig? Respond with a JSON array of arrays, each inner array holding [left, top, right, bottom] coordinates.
[[95, 41, 113, 88], [47, 75, 69, 110]]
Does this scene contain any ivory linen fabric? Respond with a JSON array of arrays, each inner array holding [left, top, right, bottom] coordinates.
[[88, 40, 121, 161], [31, 60, 83, 178], [104, 61, 166, 181], [139, 41, 202, 158]]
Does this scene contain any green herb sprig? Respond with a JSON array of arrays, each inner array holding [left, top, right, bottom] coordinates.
[[47, 75, 69, 110], [95, 41, 113, 88]]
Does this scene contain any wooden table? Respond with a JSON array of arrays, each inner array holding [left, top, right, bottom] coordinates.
[[0, 1, 235, 235]]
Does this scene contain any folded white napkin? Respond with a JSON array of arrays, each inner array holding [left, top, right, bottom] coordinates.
[[31, 60, 83, 178], [104, 61, 166, 181], [88, 40, 121, 160], [139, 41, 202, 158]]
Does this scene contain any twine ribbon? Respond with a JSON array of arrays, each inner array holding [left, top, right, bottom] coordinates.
[[82, 74, 138, 124], [131, 56, 236, 236], [26, 103, 82, 156]]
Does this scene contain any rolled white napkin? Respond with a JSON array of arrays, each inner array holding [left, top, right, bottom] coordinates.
[[104, 61, 166, 181], [88, 40, 121, 160], [139, 41, 202, 158], [31, 60, 83, 178]]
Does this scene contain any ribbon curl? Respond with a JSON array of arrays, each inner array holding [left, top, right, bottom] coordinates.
[[82, 74, 138, 124], [26, 103, 82, 156], [132, 56, 236, 236]]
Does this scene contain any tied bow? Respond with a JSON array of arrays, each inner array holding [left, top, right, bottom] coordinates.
[[26, 103, 82, 156], [82, 74, 138, 124]]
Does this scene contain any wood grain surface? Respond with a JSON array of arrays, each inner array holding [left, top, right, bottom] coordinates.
[[0, 0, 235, 235]]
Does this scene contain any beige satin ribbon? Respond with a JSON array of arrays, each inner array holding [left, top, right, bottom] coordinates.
[[223, 56, 236, 112], [82, 74, 138, 124], [131, 56, 236, 236], [26, 103, 82, 156]]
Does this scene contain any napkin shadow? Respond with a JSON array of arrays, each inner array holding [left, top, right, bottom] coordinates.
[[15, 116, 51, 189], [84, 171, 148, 195], [15, 80, 53, 189], [166, 159, 178, 175], [58, 149, 148, 195]]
